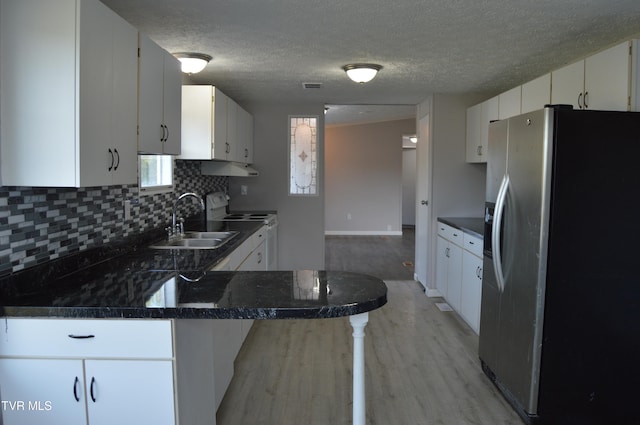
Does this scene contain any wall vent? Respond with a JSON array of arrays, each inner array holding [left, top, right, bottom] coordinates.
[[302, 82, 322, 89]]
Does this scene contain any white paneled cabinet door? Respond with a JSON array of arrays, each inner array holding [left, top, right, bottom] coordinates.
[[584, 41, 631, 111], [498, 86, 521, 120], [162, 50, 182, 155], [138, 34, 182, 155], [521, 73, 551, 114], [138, 34, 165, 154], [0, 358, 87, 425], [0, 0, 137, 187], [226, 99, 239, 161], [445, 242, 463, 312], [465, 102, 482, 163], [214, 88, 230, 160], [461, 250, 483, 334], [84, 359, 175, 425], [435, 236, 449, 297], [551, 60, 585, 109]]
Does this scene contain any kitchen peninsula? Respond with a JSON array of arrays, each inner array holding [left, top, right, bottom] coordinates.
[[0, 223, 387, 425]]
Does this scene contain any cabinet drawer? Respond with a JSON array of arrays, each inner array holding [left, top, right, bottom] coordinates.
[[437, 222, 463, 245], [0, 319, 173, 359], [463, 233, 483, 257], [251, 225, 267, 249]]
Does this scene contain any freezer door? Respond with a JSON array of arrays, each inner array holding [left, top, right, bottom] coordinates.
[[495, 108, 551, 414], [479, 118, 508, 374]]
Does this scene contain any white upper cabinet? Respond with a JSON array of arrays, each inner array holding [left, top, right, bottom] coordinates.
[[237, 108, 255, 164], [552, 41, 632, 111], [498, 86, 522, 120], [0, 0, 138, 187], [466, 96, 499, 163], [138, 33, 182, 155], [181, 85, 254, 163], [521, 73, 551, 114], [181, 85, 228, 160]]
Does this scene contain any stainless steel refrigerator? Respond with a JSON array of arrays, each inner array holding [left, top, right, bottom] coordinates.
[[479, 105, 640, 425]]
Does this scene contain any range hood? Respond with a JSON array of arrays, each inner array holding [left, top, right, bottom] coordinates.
[[200, 161, 259, 177]]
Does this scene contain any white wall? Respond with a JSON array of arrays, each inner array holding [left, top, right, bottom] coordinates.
[[228, 101, 325, 270], [402, 147, 416, 226], [416, 93, 486, 290], [324, 118, 416, 235]]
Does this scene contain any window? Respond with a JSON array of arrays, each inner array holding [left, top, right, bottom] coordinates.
[[289, 116, 318, 196], [139, 155, 173, 193]]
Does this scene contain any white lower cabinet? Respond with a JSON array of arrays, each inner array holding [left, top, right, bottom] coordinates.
[[0, 358, 175, 425], [0, 358, 86, 425], [461, 250, 483, 334], [435, 222, 483, 334], [0, 319, 179, 425]]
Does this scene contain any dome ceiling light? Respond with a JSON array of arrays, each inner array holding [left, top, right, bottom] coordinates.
[[173, 52, 212, 74], [342, 63, 383, 84]]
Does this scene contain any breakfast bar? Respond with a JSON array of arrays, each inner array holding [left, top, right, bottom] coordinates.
[[0, 268, 387, 425]]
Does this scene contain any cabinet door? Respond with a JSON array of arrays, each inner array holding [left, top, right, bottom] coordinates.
[[181, 85, 214, 160], [445, 243, 463, 312], [465, 102, 482, 162], [435, 236, 449, 297], [109, 7, 138, 185], [461, 250, 483, 334], [498, 86, 521, 119], [85, 359, 175, 425], [162, 51, 182, 155], [551, 60, 585, 109], [480, 96, 499, 158], [213, 88, 229, 160], [585, 41, 631, 111], [0, 358, 87, 425], [237, 107, 254, 164], [78, 0, 116, 186], [226, 99, 239, 161], [521, 73, 551, 114], [138, 34, 165, 154]]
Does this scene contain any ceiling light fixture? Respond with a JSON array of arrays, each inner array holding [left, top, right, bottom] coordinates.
[[173, 52, 212, 74], [342, 63, 383, 84]]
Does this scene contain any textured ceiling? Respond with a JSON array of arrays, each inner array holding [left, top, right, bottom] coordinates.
[[103, 0, 640, 124]]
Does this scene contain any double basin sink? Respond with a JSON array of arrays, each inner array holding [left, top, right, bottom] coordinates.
[[149, 231, 239, 250]]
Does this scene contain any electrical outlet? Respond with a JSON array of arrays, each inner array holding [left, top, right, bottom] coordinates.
[[241, 185, 248, 195], [347, 213, 352, 220]]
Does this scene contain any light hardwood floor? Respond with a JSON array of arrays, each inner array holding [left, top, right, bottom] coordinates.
[[216, 230, 522, 424]]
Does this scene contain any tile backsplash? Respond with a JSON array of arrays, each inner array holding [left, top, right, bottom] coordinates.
[[0, 160, 227, 276]]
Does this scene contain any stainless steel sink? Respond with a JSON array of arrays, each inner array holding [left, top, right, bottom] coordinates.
[[149, 231, 239, 250]]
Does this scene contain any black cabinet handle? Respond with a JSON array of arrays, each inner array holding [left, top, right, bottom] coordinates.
[[108, 149, 114, 171], [90, 377, 97, 402], [164, 125, 169, 142], [73, 376, 80, 402], [68, 334, 95, 339], [113, 148, 120, 171]]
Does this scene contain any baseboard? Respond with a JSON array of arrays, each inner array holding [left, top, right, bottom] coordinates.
[[325, 230, 403, 236], [425, 288, 442, 298]]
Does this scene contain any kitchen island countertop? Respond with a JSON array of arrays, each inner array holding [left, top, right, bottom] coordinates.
[[0, 270, 387, 319]]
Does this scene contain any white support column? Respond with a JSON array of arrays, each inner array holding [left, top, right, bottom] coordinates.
[[349, 312, 369, 425]]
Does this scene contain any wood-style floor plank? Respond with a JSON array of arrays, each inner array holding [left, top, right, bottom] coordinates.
[[216, 232, 522, 424]]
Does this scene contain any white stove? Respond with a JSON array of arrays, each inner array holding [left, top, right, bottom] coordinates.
[[206, 192, 278, 269]]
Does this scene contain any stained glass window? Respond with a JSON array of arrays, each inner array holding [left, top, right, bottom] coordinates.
[[289, 116, 318, 196]]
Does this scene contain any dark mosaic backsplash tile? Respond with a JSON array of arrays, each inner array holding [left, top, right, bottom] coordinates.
[[0, 160, 227, 277]]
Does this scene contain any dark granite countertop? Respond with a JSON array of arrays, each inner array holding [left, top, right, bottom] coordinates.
[[0, 220, 387, 320], [438, 217, 484, 238], [0, 270, 387, 319]]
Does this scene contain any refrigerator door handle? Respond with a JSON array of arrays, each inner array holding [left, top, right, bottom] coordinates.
[[493, 174, 509, 292]]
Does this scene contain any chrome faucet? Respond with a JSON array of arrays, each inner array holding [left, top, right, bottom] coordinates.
[[170, 192, 205, 238]]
